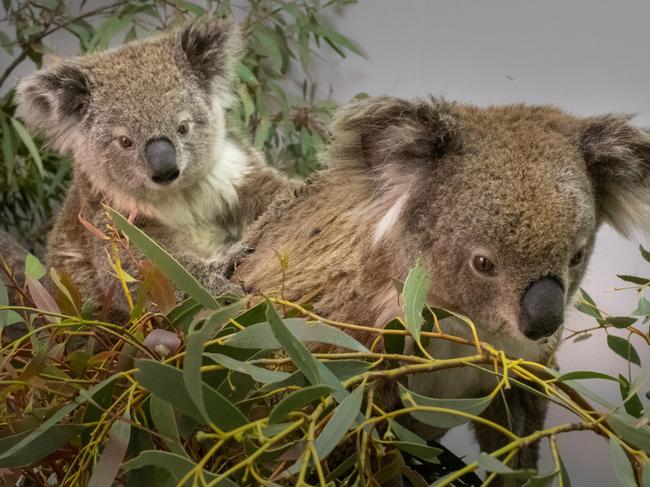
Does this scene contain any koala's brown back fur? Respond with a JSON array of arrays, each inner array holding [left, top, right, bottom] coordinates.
[[231, 96, 650, 480], [15, 17, 298, 315]]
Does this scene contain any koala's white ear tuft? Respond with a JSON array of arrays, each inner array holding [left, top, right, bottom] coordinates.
[[581, 115, 650, 237], [178, 16, 243, 93], [15, 61, 91, 154], [326, 96, 461, 171]]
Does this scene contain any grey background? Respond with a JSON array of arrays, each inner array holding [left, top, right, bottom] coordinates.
[[2, 1, 649, 485]]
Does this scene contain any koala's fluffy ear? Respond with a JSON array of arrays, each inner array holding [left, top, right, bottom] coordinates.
[[581, 116, 650, 237], [326, 96, 461, 170], [178, 16, 243, 94], [15, 61, 91, 153]]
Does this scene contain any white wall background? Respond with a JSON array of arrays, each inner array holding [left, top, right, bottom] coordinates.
[[309, 2, 650, 486], [1, 1, 649, 485]]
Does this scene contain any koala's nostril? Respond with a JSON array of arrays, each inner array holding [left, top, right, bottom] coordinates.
[[518, 277, 565, 341], [145, 137, 179, 184]]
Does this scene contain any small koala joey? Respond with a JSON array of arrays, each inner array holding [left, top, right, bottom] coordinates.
[[15, 16, 298, 317]]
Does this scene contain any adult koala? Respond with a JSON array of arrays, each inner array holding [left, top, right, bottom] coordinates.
[[14, 17, 296, 315], [230, 96, 650, 480]]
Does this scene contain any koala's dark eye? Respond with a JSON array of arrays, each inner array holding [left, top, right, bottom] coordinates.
[[177, 121, 189, 135], [118, 136, 133, 149], [472, 255, 495, 274], [570, 247, 586, 267]]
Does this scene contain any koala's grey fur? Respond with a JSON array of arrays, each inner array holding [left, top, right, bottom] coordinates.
[[229, 96, 650, 483], [15, 17, 297, 316]]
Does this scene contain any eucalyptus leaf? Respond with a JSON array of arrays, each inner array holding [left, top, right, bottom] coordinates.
[[609, 438, 637, 487], [184, 302, 246, 423], [10, 117, 44, 176], [399, 384, 492, 428], [107, 208, 220, 309], [122, 450, 237, 486], [268, 385, 334, 423], [402, 260, 431, 344], [607, 335, 641, 367], [205, 352, 290, 384], [223, 317, 368, 352], [0, 424, 86, 467], [135, 359, 248, 431]]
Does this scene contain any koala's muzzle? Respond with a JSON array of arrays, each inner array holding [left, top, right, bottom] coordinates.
[[145, 137, 179, 184], [518, 277, 565, 340]]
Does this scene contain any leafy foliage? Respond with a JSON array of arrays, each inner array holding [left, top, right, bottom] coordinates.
[[0, 215, 648, 486], [0, 0, 362, 252]]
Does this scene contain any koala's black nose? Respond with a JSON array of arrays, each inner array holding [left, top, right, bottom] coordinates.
[[518, 277, 565, 341], [145, 137, 179, 184]]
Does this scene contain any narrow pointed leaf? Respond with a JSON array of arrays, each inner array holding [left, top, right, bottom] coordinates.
[[88, 413, 131, 487], [402, 260, 430, 343], [107, 208, 220, 309], [0, 424, 85, 467], [223, 317, 368, 352], [268, 385, 334, 424], [399, 384, 492, 428], [205, 353, 290, 384]]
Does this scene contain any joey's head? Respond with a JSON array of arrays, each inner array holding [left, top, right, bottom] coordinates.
[[15, 16, 242, 204], [329, 97, 650, 344]]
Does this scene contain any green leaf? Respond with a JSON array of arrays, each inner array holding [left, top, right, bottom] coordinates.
[[402, 260, 431, 344], [268, 385, 334, 424], [122, 450, 237, 486], [205, 353, 290, 384], [149, 395, 185, 456], [88, 413, 131, 487], [608, 413, 650, 453], [184, 301, 246, 423], [522, 472, 558, 487], [575, 288, 603, 319], [237, 84, 255, 124], [633, 297, 650, 317], [618, 275, 650, 286], [259, 360, 371, 393], [384, 441, 441, 464], [390, 420, 427, 445], [135, 359, 248, 431], [478, 453, 535, 479], [223, 317, 368, 352], [314, 383, 364, 458], [399, 384, 492, 428], [384, 319, 406, 356], [0, 376, 117, 464], [0, 424, 86, 467], [618, 374, 644, 418], [0, 30, 13, 55], [555, 371, 618, 382], [603, 316, 637, 328], [298, 29, 310, 75], [640, 244, 650, 263], [308, 25, 364, 57], [0, 280, 22, 330], [235, 63, 257, 84], [607, 335, 641, 367], [10, 117, 44, 176], [609, 438, 637, 487], [33, 0, 58, 10], [25, 253, 46, 280], [266, 301, 320, 385], [107, 208, 220, 309]]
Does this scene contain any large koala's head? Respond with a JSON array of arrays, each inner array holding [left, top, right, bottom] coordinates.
[[330, 97, 650, 345], [15, 16, 241, 202]]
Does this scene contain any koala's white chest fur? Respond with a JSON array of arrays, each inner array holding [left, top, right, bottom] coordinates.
[[133, 139, 251, 261]]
